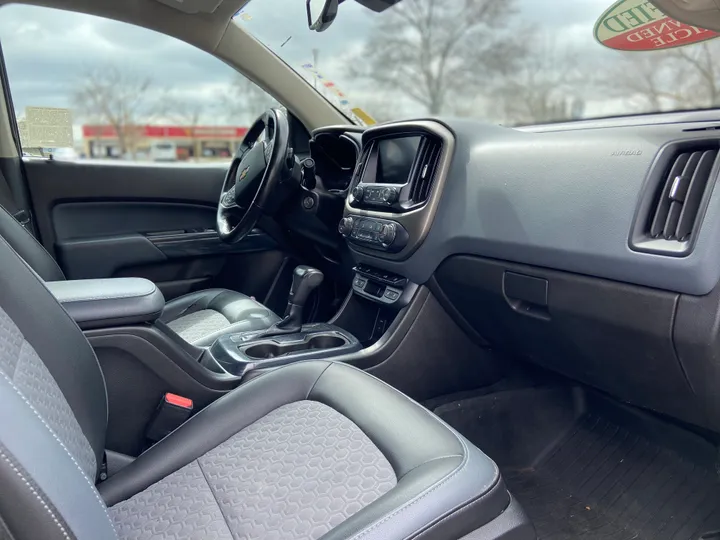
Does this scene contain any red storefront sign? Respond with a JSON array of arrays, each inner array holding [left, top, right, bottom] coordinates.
[[82, 125, 248, 139]]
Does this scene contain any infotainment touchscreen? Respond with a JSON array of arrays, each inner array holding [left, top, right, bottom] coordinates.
[[375, 136, 422, 184]]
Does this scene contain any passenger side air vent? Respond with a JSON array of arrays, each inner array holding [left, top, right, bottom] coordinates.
[[409, 137, 442, 204], [649, 148, 717, 241], [631, 143, 720, 256]]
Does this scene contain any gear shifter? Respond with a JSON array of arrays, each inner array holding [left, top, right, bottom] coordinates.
[[262, 265, 324, 336]]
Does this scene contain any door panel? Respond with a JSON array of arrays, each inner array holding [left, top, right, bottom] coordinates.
[[25, 160, 225, 251], [24, 159, 283, 301]]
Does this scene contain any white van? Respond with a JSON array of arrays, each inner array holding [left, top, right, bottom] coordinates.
[[149, 141, 177, 162]]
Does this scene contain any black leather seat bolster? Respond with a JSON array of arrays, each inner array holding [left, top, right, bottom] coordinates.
[[0, 204, 65, 282], [159, 289, 228, 323], [98, 361, 509, 539], [0, 236, 106, 471], [159, 288, 280, 346], [99, 361, 331, 506], [309, 363, 509, 540], [159, 288, 270, 324]]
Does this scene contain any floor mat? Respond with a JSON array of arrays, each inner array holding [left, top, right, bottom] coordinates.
[[434, 388, 720, 540]]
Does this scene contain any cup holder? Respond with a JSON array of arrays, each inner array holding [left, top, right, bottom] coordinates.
[[245, 335, 347, 360]]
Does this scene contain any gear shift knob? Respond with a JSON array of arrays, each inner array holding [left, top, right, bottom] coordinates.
[[287, 265, 324, 314], [261, 265, 324, 336]]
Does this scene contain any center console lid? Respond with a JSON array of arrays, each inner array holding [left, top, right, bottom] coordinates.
[[47, 278, 165, 329]]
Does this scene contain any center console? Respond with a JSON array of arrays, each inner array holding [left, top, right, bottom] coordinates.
[[339, 121, 454, 262], [198, 265, 362, 378], [338, 121, 453, 311]]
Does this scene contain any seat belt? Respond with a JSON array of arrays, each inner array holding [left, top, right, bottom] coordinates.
[[0, 41, 35, 233], [0, 167, 32, 231]]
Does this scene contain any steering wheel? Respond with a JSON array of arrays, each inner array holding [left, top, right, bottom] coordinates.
[[217, 109, 290, 243]]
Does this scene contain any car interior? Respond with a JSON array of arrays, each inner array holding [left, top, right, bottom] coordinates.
[[0, 0, 720, 539]]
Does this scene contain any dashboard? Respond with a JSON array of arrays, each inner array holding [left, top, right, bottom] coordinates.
[[321, 119, 720, 296], [307, 112, 720, 436]]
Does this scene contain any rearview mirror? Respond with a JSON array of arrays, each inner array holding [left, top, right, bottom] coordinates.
[[306, 0, 338, 32]]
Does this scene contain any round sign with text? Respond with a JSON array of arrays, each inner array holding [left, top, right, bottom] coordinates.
[[594, 0, 720, 51]]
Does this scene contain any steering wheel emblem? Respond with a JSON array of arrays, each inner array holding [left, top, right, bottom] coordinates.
[[238, 167, 249, 182]]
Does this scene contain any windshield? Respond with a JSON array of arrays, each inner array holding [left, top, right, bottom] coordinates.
[[237, 0, 720, 126]]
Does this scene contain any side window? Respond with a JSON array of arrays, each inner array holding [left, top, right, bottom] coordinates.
[[0, 5, 276, 162]]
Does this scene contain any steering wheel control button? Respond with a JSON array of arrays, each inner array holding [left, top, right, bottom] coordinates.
[[222, 186, 236, 206], [263, 141, 273, 162]]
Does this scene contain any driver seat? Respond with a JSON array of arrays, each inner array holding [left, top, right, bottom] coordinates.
[[0, 204, 280, 346]]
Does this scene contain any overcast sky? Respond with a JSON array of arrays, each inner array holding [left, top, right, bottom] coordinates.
[[0, 0, 654, 126]]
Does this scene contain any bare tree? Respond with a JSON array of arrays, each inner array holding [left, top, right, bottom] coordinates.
[[494, 35, 587, 125], [349, 0, 525, 115], [165, 97, 207, 161], [218, 75, 278, 123], [72, 65, 158, 157], [601, 41, 720, 113], [602, 53, 670, 112], [670, 42, 720, 108]]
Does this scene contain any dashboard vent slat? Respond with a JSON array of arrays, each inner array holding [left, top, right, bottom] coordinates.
[[676, 149, 718, 239], [410, 137, 441, 204], [649, 153, 689, 237], [352, 143, 373, 189], [648, 149, 718, 242]]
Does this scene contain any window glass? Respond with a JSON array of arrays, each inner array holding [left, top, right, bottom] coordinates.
[[239, 0, 720, 126], [0, 5, 276, 162]]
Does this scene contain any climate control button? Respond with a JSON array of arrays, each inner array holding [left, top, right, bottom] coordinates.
[[340, 216, 407, 253], [378, 223, 397, 245], [338, 217, 354, 237], [381, 187, 398, 204], [352, 186, 364, 201]]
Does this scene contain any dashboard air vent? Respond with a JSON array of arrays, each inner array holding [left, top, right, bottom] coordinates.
[[648, 148, 718, 242], [352, 143, 373, 188], [410, 138, 442, 203]]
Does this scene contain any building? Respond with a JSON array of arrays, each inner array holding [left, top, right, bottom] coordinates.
[[82, 124, 248, 161]]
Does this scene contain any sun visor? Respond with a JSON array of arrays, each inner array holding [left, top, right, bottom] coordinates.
[[649, 0, 720, 32], [155, 0, 224, 14]]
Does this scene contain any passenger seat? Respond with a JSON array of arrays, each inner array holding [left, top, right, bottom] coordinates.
[[0, 233, 533, 539]]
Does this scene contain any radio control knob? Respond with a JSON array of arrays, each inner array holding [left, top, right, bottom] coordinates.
[[338, 217, 354, 237], [379, 223, 397, 245], [381, 187, 398, 204], [352, 186, 364, 201]]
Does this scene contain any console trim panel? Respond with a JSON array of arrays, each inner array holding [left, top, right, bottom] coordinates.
[[343, 120, 455, 261]]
